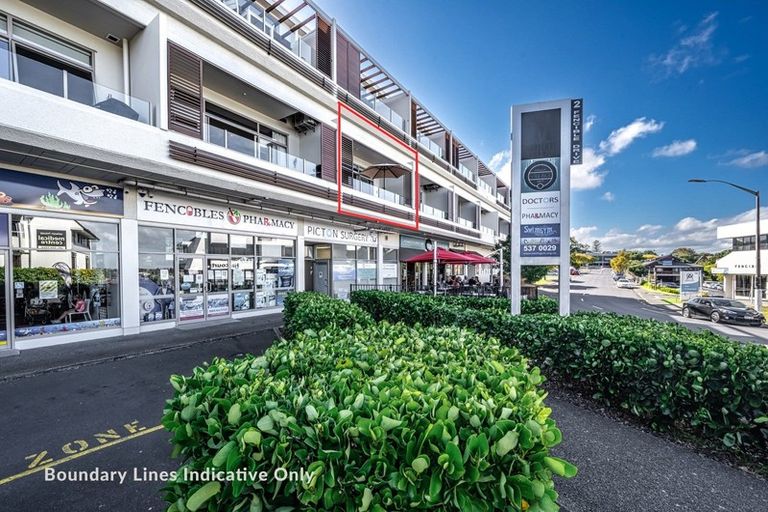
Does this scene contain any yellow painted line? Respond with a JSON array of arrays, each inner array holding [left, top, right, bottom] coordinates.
[[0, 424, 164, 487]]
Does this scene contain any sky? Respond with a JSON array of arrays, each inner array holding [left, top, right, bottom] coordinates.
[[313, 0, 768, 254]]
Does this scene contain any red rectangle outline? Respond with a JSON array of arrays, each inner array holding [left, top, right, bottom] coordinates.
[[337, 101, 419, 231]]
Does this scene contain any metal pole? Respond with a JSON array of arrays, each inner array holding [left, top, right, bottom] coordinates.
[[433, 244, 437, 296], [755, 192, 762, 310], [499, 246, 504, 293]]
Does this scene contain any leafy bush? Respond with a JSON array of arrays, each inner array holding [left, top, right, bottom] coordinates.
[[350, 291, 557, 323], [283, 291, 373, 336], [163, 322, 575, 511], [351, 292, 768, 456]]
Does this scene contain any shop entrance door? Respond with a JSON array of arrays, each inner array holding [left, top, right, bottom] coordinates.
[[177, 256, 231, 323], [313, 261, 329, 295], [0, 250, 9, 349]]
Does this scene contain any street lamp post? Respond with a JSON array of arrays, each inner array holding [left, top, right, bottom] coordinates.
[[688, 179, 762, 310]]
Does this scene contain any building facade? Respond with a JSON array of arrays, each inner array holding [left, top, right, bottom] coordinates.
[[715, 221, 766, 300], [0, 0, 510, 351]]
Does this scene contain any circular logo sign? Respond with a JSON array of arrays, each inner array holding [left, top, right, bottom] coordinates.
[[524, 161, 557, 191], [227, 208, 242, 225]]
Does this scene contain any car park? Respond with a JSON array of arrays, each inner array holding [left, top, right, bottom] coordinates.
[[682, 297, 764, 326]]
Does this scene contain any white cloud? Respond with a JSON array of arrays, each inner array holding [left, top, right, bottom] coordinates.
[[588, 207, 768, 254], [584, 114, 597, 132], [571, 147, 607, 190], [488, 149, 511, 187], [649, 12, 722, 77], [601, 191, 615, 202], [599, 117, 664, 156], [724, 150, 768, 169], [571, 226, 598, 241], [652, 139, 697, 157]]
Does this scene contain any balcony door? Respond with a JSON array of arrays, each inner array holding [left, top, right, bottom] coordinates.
[[0, 250, 8, 349]]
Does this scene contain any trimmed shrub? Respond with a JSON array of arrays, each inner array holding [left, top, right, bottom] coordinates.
[[283, 291, 373, 336], [163, 322, 575, 511], [351, 292, 768, 455], [350, 290, 557, 323]]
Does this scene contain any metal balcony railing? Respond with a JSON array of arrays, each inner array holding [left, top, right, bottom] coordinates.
[[420, 203, 448, 219]]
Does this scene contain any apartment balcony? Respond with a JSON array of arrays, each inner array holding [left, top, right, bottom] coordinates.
[[352, 177, 405, 206], [497, 192, 506, 204], [214, 0, 316, 67], [417, 132, 444, 159], [1, 49, 152, 125], [458, 163, 476, 184], [478, 180, 494, 197], [480, 225, 495, 241], [457, 217, 476, 229], [420, 203, 448, 220], [363, 94, 406, 132]]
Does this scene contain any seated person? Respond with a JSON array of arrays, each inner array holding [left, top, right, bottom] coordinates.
[[52, 295, 87, 323]]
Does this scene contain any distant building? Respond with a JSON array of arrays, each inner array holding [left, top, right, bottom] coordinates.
[[587, 251, 617, 269], [715, 221, 766, 300], [642, 255, 702, 286]]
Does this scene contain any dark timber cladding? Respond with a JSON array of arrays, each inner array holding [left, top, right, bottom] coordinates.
[[316, 16, 332, 78], [168, 42, 204, 138], [320, 123, 336, 183], [340, 136, 354, 187], [335, 32, 360, 98]]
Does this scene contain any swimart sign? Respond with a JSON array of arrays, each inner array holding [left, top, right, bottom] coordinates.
[[137, 192, 297, 236]]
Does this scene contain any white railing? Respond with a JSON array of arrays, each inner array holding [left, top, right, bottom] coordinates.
[[457, 217, 475, 229], [362, 95, 406, 132], [480, 225, 495, 238], [417, 132, 444, 158], [497, 192, 506, 204], [458, 163, 476, 183], [216, 0, 313, 66], [420, 203, 447, 219], [353, 178, 404, 205], [478, 180, 494, 196]]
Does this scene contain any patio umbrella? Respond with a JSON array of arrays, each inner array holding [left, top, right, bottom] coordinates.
[[361, 163, 409, 190], [456, 251, 497, 264], [403, 247, 475, 264]]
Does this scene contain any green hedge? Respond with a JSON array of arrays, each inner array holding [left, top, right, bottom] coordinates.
[[163, 318, 575, 511], [349, 291, 556, 324], [350, 291, 768, 455], [283, 291, 373, 336]]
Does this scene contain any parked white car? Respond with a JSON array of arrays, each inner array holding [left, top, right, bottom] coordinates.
[[616, 278, 635, 289]]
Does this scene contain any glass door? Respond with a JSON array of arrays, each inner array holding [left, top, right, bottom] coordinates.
[[206, 257, 230, 318], [0, 250, 8, 349], [177, 256, 205, 322]]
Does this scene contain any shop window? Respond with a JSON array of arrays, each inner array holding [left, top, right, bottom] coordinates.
[[0, 39, 9, 80], [139, 226, 174, 253], [332, 259, 356, 300], [382, 248, 399, 286], [258, 237, 294, 258], [230, 235, 254, 256], [176, 230, 207, 254], [10, 215, 120, 338], [207, 232, 229, 255], [231, 256, 255, 311], [333, 244, 356, 259]]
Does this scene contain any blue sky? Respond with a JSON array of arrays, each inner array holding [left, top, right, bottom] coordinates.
[[314, 0, 768, 253]]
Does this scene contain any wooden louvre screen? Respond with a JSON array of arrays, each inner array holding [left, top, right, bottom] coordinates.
[[321, 123, 337, 183], [168, 42, 204, 138], [316, 17, 332, 78], [341, 136, 354, 187]]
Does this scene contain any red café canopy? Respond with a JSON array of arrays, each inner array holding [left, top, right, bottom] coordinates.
[[403, 248, 497, 265]]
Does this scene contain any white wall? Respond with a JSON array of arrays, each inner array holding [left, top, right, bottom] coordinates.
[[130, 13, 165, 128]]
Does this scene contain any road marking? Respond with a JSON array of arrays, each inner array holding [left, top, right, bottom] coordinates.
[[592, 305, 604, 310], [0, 424, 163, 487]]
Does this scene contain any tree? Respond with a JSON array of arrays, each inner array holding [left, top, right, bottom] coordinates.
[[610, 250, 630, 273], [592, 240, 602, 253], [671, 247, 697, 263], [571, 252, 594, 268], [570, 236, 589, 254]]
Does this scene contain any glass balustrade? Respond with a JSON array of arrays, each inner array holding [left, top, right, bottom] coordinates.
[[497, 192, 506, 204], [420, 203, 447, 219], [480, 225, 495, 237], [478, 180, 494, 196], [352, 178, 404, 205], [458, 163, 476, 183], [416, 132, 444, 159], [457, 217, 476, 229], [362, 94, 407, 132]]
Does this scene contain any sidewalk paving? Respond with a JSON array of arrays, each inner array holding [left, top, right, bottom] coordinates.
[[631, 286, 680, 311], [0, 313, 283, 381]]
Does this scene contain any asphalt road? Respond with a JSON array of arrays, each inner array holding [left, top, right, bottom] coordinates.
[[553, 269, 768, 345]]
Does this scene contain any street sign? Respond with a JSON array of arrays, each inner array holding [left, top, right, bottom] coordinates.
[[680, 270, 702, 300], [511, 99, 578, 316]]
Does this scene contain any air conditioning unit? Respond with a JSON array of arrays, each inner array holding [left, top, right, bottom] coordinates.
[[293, 113, 319, 134], [422, 183, 440, 191]]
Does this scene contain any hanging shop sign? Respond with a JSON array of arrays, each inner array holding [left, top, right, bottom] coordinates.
[[304, 222, 378, 246], [0, 168, 123, 215], [138, 192, 297, 237]]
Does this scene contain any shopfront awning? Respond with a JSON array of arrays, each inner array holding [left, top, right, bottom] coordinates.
[[455, 251, 497, 264], [403, 247, 476, 264]]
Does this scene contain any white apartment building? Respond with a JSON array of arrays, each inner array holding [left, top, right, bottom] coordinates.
[[0, 0, 510, 350], [715, 221, 767, 300]]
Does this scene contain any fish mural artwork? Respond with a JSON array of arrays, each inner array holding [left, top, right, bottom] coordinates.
[[0, 168, 123, 215], [57, 181, 106, 207]]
